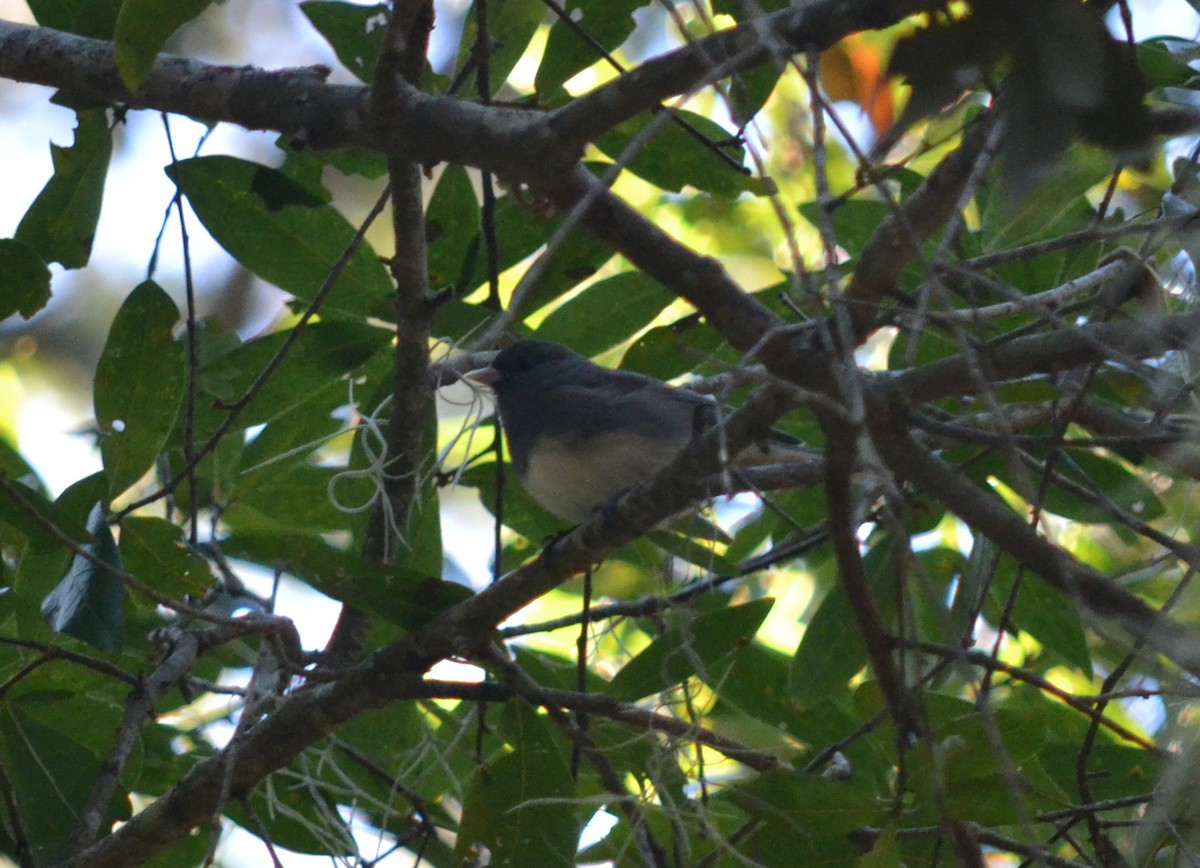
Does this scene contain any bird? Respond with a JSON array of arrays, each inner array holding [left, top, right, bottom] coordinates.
[[467, 339, 814, 523]]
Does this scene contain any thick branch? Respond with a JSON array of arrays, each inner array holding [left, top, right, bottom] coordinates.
[[0, 1, 940, 182], [890, 311, 1200, 405]]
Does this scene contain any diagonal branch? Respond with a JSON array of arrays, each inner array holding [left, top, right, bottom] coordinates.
[[866, 387, 1200, 677]]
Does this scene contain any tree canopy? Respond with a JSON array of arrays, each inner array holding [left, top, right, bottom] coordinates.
[[2, 0, 1200, 865]]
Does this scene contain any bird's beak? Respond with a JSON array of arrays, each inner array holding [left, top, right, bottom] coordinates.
[[464, 363, 500, 388]]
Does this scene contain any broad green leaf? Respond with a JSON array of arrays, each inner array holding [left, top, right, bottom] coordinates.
[[170, 156, 393, 315], [536, 272, 674, 355], [722, 770, 883, 839], [706, 640, 796, 730], [117, 516, 210, 598], [790, 540, 897, 704], [15, 109, 113, 269], [620, 320, 730, 380], [596, 110, 751, 198], [859, 825, 901, 867], [0, 706, 111, 864], [1138, 37, 1200, 88], [508, 222, 615, 321], [893, 693, 1068, 825], [94, 281, 185, 498], [609, 597, 774, 701], [536, 0, 640, 96], [221, 533, 469, 630], [0, 239, 51, 321], [114, 0, 212, 89], [1055, 448, 1164, 523], [224, 465, 356, 534], [456, 0, 546, 97], [40, 502, 125, 651], [789, 579, 865, 706], [458, 703, 579, 865], [26, 0, 122, 37], [196, 318, 390, 435], [990, 557, 1092, 676], [798, 198, 889, 259], [426, 165, 481, 292], [301, 1, 388, 82]]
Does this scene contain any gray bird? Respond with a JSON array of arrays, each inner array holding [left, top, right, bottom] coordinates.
[[468, 340, 813, 522]]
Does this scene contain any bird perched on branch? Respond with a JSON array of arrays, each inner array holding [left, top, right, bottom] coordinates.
[[468, 340, 815, 522]]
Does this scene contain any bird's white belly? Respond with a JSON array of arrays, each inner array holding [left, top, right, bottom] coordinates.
[[521, 432, 682, 522]]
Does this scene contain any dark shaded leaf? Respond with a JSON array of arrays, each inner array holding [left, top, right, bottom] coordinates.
[[222, 533, 469, 630], [536, 0, 640, 97], [798, 198, 889, 260], [0, 706, 111, 864], [0, 239, 51, 321], [15, 109, 112, 268], [40, 502, 124, 651], [596, 110, 751, 198], [26, 0, 121, 37], [990, 557, 1092, 676], [458, 702, 579, 864], [536, 272, 674, 355], [721, 770, 883, 851], [114, 0, 212, 89], [426, 165, 481, 292], [94, 281, 185, 498], [456, 0, 545, 98], [610, 597, 774, 701], [301, 1, 388, 82], [790, 539, 896, 704], [170, 156, 393, 315], [196, 318, 390, 435], [118, 516, 211, 599]]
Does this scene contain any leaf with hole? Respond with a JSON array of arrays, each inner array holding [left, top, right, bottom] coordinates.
[[94, 281, 185, 498]]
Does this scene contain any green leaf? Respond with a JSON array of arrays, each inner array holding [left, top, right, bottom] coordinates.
[[0, 239, 51, 321], [114, 0, 212, 89], [170, 156, 393, 315], [224, 465, 355, 534], [992, 558, 1092, 676], [40, 502, 125, 651], [15, 109, 113, 268], [646, 529, 739, 575], [609, 598, 774, 701], [0, 706, 109, 864], [26, 0, 122, 37], [94, 281, 185, 498], [301, 1, 388, 82], [798, 198, 889, 259], [456, 0, 546, 97], [1138, 37, 1200, 88], [118, 516, 211, 599], [221, 533, 469, 630], [596, 110, 751, 198], [722, 770, 884, 843], [535, 0, 640, 96], [458, 703, 579, 865], [790, 540, 897, 705], [426, 165, 481, 292], [536, 272, 674, 355], [0, 473, 92, 563], [196, 318, 390, 435]]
